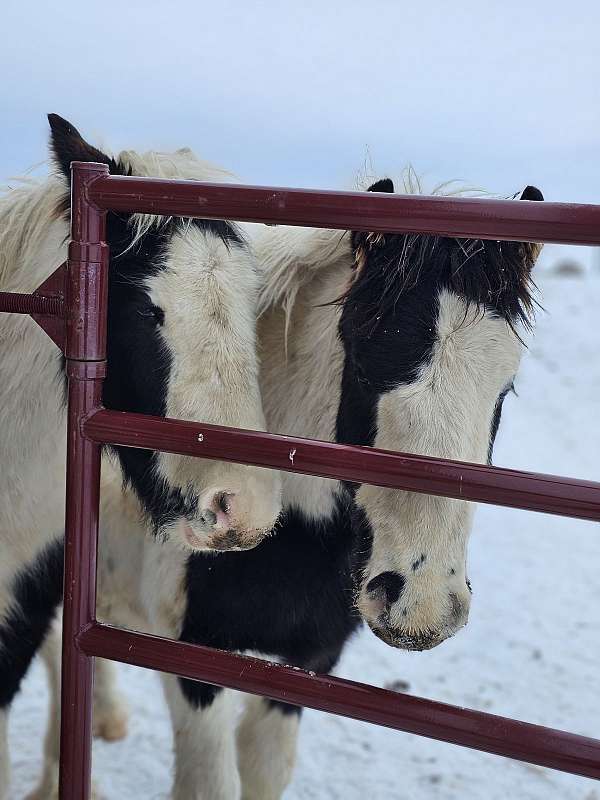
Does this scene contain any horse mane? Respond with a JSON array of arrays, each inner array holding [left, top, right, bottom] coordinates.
[[256, 167, 528, 331], [0, 176, 66, 290], [348, 167, 542, 333], [349, 232, 540, 338], [116, 148, 236, 249], [0, 147, 236, 289], [355, 164, 489, 199]]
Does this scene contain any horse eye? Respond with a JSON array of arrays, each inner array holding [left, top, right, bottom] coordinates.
[[354, 360, 370, 386], [138, 305, 165, 325]]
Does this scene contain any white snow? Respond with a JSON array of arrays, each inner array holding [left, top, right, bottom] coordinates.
[[9, 274, 600, 799]]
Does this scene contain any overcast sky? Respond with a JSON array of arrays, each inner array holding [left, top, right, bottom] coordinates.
[[2, 0, 598, 267]]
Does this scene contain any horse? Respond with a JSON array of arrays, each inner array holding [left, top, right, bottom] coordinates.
[[0, 114, 282, 800], [74, 175, 543, 798]]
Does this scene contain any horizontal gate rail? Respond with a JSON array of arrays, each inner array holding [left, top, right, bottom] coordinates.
[[85, 408, 600, 522], [79, 621, 600, 780], [0, 291, 64, 317], [86, 175, 600, 245]]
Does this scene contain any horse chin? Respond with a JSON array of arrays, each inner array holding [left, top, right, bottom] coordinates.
[[205, 525, 272, 553], [178, 520, 271, 554], [366, 619, 456, 652]]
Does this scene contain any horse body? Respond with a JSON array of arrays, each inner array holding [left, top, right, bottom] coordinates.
[[0, 116, 281, 800]]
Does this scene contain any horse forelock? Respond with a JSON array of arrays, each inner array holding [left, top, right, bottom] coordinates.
[[348, 167, 542, 333], [349, 232, 540, 336]]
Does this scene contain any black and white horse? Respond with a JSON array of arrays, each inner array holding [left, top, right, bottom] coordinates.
[[87, 178, 543, 798], [0, 116, 282, 800]]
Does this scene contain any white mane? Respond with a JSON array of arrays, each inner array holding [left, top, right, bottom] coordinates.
[[256, 166, 498, 327], [0, 146, 236, 290], [117, 147, 236, 247], [356, 164, 489, 198], [0, 177, 65, 290]]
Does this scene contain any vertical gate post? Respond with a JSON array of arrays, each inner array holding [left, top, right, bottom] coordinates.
[[59, 161, 110, 800]]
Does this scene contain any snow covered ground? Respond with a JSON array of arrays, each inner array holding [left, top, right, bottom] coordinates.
[[9, 274, 600, 799]]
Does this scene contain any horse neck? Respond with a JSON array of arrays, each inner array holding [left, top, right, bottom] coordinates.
[[0, 178, 68, 420], [0, 180, 70, 521], [256, 225, 352, 522]]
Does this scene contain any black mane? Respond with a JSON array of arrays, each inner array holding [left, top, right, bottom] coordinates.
[[345, 175, 543, 338], [348, 231, 540, 335]]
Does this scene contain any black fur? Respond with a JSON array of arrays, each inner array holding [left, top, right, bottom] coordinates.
[[48, 113, 120, 177], [178, 498, 363, 709], [365, 572, 405, 604], [487, 382, 514, 463], [0, 539, 64, 708], [520, 185, 544, 202], [48, 114, 245, 532], [367, 178, 395, 194], [267, 700, 303, 716], [411, 554, 427, 571]]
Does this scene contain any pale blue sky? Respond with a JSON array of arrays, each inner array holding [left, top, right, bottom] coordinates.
[[2, 0, 598, 267]]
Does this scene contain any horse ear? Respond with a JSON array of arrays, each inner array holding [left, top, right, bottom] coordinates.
[[351, 179, 395, 258], [367, 178, 395, 193], [519, 185, 544, 201], [48, 113, 118, 178]]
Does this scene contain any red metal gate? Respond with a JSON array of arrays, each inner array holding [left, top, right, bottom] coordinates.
[[1, 160, 600, 799]]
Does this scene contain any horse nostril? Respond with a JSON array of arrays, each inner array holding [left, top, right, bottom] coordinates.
[[217, 492, 232, 515], [199, 510, 217, 527], [449, 592, 464, 621], [366, 572, 405, 606]]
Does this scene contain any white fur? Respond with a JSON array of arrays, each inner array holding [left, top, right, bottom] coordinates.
[[135, 525, 240, 799], [107, 146, 236, 253], [93, 659, 129, 743], [150, 226, 280, 549], [237, 696, 299, 800], [256, 225, 352, 520], [26, 623, 113, 799], [28, 621, 62, 800], [0, 180, 68, 628], [163, 681, 240, 800]]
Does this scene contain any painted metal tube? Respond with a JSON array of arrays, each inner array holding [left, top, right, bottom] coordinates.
[[84, 409, 600, 522], [79, 623, 600, 781], [88, 175, 600, 245], [59, 161, 109, 800], [0, 291, 63, 316]]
